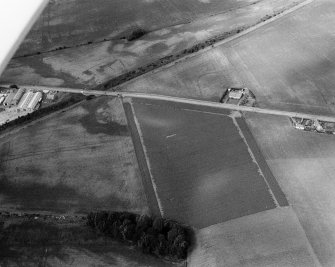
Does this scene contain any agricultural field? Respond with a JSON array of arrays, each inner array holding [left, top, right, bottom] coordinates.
[[2, 0, 334, 265], [124, 98, 287, 229], [16, 0, 260, 55], [245, 112, 335, 266], [0, 97, 149, 215], [188, 207, 319, 266], [0, 216, 173, 267], [121, 0, 335, 116], [2, 245, 173, 267], [0, 0, 303, 87]]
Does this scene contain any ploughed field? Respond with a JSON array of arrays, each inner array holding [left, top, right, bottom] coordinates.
[[246, 112, 335, 266], [124, 98, 287, 229], [0, 97, 148, 214], [122, 0, 335, 115]]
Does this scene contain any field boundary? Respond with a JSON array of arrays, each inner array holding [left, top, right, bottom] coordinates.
[[236, 117, 289, 207], [231, 115, 279, 207], [134, 98, 290, 208], [122, 101, 162, 217], [111, 0, 314, 91]]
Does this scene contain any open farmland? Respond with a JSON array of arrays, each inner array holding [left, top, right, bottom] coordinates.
[[1, 244, 174, 267], [16, 0, 257, 55], [245, 112, 335, 266], [0, 97, 149, 214], [121, 0, 335, 116], [0, 0, 303, 87], [0, 216, 174, 267], [188, 207, 319, 266], [124, 98, 288, 229]]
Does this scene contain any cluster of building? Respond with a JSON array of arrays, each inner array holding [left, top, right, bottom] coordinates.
[[290, 117, 335, 135], [220, 87, 256, 106], [0, 88, 42, 111]]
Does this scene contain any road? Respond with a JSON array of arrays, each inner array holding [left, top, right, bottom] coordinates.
[[8, 84, 335, 123]]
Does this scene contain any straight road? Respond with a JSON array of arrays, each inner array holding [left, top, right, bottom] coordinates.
[[13, 84, 335, 123]]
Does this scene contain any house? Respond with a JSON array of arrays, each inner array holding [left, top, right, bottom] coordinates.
[[228, 90, 244, 100]]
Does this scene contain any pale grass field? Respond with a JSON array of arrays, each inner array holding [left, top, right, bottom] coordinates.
[[246, 112, 335, 266], [188, 207, 319, 267]]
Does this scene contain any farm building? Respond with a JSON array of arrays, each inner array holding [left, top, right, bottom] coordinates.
[[27, 92, 42, 110], [0, 96, 5, 105], [3, 91, 16, 106], [228, 89, 244, 100], [18, 91, 34, 110], [46, 92, 56, 100], [12, 88, 25, 105], [294, 123, 304, 130]]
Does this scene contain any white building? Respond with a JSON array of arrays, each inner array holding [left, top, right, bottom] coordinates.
[[12, 88, 25, 105], [0, 96, 5, 105], [228, 89, 244, 100], [46, 92, 56, 100], [18, 91, 34, 110], [27, 92, 42, 110]]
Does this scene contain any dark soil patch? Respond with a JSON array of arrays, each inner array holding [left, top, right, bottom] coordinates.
[[0, 176, 127, 214], [0, 219, 174, 266], [78, 98, 129, 136], [129, 98, 277, 229]]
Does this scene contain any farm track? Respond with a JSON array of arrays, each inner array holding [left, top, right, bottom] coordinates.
[[236, 117, 289, 206], [0, 140, 117, 163], [123, 102, 162, 218]]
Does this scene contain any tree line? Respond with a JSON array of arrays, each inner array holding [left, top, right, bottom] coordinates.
[[87, 211, 192, 261]]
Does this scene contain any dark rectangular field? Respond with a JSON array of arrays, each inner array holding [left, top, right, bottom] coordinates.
[[125, 99, 283, 229]]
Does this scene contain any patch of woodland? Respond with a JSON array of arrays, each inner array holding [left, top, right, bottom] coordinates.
[[87, 211, 193, 261], [124, 28, 148, 41]]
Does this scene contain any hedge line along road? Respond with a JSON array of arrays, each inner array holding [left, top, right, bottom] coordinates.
[[9, 84, 335, 123]]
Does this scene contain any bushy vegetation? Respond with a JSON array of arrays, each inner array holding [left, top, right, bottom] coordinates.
[[126, 28, 148, 41], [100, 8, 293, 91], [100, 27, 245, 90], [87, 211, 191, 260]]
